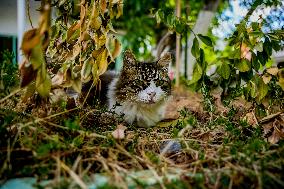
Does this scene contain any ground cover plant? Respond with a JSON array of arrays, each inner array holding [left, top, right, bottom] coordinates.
[[0, 0, 284, 188]]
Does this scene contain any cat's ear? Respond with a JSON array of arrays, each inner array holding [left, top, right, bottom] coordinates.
[[123, 50, 136, 67], [158, 52, 172, 67]]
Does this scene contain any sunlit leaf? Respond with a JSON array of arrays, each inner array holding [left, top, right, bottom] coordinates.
[[267, 67, 278, 76], [189, 63, 202, 84], [249, 81, 257, 98], [106, 36, 121, 60], [72, 78, 82, 93], [217, 61, 230, 80], [262, 74, 272, 84], [81, 57, 94, 82], [100, 0, 107, 14], [36, 67, 51, 97], [92, 61, 98, 81], [96, 49, 108, 76], [236, 59, 250, 72], [116, 0, 123, 18]]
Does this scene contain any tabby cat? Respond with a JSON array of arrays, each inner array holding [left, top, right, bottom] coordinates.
[[107, 50, 172, 127]]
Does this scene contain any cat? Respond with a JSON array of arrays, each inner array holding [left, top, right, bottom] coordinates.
[[107, 50, 172, 127]]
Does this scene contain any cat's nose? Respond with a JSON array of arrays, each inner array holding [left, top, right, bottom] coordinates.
[[148, 92, 156, 99]]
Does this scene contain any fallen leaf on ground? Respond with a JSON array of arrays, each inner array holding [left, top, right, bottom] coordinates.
[[243, 111, 258, 126], [112, 124, 127, 139]]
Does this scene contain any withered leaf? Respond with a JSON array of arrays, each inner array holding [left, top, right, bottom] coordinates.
[[267, 67, 278, 76], [262, 74, 272, 84], [19, 60, 37, 87], [52, 71, 64, 86], [81, 57, 94, 82], [21, 29, 41, 55], [100, 0, 107, 14], [72, 78, 82, 93], [96, 49, 108, 76], [36, 69, 51, 97], [112, 124, 127, 139]]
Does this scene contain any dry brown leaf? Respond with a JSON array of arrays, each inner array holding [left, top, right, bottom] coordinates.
[[112, 124, 127, 139], [72, 44, 81, 60], [52, 72, 64, 86], [262, 74, 272, 84], [241, 43, 252, 61], [262, 122, 273, 135], [21, 29, 41, 55], [80, 3, 86, 26], [19, 60, 37, 87], [116, 0, 123, 18], [268, 129, 280, 144], [267, 67, 278, 76], [243, 112, 258, 126], [100, 0, 107, 14]]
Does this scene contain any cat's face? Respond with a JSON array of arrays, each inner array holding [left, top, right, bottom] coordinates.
[[115, 50, 171, 104]]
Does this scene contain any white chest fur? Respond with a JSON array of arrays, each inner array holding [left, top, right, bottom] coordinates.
[[107, 78, 168, 127]]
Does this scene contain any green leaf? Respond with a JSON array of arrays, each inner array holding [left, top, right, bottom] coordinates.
[[189, 63, 202, 84], [217, 62, 231, 79], [191, 37, 200, 58], [72, 78, 82, 93], [81, 57, 93, 82], [30, 43, 45, 70], [36, 68, 51, 97], [256, 76, 268, 102], [249, 81, 257, 98], [236, 59, 250, 72], [197, 34, 213, 47], [199, 49, 205, 65]]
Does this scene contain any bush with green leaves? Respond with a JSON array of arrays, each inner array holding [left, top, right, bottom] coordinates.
[[0, 50, 19, 97], [155, 0, 284, 111]]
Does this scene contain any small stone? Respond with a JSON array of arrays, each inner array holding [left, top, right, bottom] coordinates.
[[160, 140, 182, 155]]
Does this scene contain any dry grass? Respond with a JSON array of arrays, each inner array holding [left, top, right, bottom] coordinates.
[[0, 86, 283, 188]]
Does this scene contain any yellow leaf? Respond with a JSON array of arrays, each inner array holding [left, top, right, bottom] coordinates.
[[90, 16, 102, 30], [92, 62, 98, 81], [106, 36, 121, 60], [81, 57, 94, 82], [92, 48, 103, 58], [112, 38, 121, 59], [96, 35, 106, 50], [262, 74, 272, 84], [30, 42, 45, 70], [96, 49, 108, 76], [116, 0, 123, 18], [36, 68, 51, 97], [267, 67, 279, 76], [80, 3, 86, 26], [72, 78, 82, 93]]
